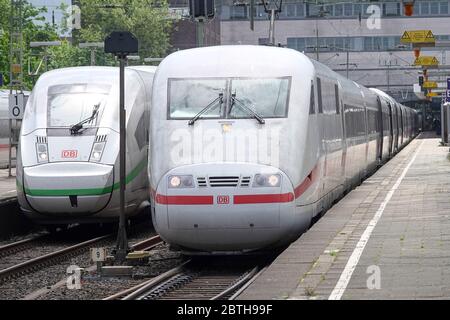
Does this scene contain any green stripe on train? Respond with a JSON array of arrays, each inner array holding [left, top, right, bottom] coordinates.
[[22, 158, 148, 197]]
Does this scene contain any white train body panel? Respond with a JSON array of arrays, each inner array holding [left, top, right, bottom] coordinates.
[[17, 66, 156, 224], [149, 45, 417, 253]]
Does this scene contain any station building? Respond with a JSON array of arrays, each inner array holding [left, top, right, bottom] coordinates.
[[218, 0, 450, 107]]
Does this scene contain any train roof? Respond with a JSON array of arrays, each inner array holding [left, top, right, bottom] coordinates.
[[369, 88, 399, 105], [128, 65, 158, 73], [156, 45, 314, 79]]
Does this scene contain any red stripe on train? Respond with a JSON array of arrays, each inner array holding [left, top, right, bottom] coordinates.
[[155, 194, 213, 205], [234, 193, 294, 204], [294, 164, 319, 199], [155, 163, 319, 205]]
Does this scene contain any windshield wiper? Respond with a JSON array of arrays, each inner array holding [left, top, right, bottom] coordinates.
[[188, 93, 224, 126], [229, 94, 265, 124], [70, 103, 101, 135]]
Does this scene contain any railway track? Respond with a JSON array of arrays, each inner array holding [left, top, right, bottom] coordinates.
[[0, 234, 111, 285], [106, 257, 263, 301], [0, 233, 163, 287], [130, 235, 162, 252], [0, 235, 46, 258]]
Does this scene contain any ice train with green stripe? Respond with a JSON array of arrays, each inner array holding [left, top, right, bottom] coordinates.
[[17, 66, 156, 226]]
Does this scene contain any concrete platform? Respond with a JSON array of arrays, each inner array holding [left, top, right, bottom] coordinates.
[[239, 133, 450, 300], [0, 168, 16, 204]]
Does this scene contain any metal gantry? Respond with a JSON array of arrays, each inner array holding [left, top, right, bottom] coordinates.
[[8, 0, 24, 177]]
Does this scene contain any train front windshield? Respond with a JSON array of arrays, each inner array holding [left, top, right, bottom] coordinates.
[[168, 77, 291, 119], [47, 84, 110, 128]]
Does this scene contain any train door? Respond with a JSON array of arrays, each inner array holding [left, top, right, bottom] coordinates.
[[394, 105, 399, 151], [363, 102, 369, 175], [376, 97, 383, 162], [388, 102, 394, 155], [339, 86, 348, 189], [399, 106, 404, 146], [334, 82, 344, 195]]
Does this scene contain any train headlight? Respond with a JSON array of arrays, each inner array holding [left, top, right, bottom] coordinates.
[[90, 142, 105, 162], [253, 174, 281, 187], [168, 175, 194, 188], [36, 143, 48, 163]]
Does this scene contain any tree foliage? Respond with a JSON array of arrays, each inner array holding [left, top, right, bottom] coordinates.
[[75, 0, 173, 59], [0, 0, 173, 89], [0, 0, 59, 89]]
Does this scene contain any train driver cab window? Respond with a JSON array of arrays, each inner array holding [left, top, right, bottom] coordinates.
[[47, 84, 110, 128], [229, 77, 290, 118], [168, 77, 291, 120], [168, 79, 226, 119]]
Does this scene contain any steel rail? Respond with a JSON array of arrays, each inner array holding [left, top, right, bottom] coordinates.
[[121, 260, 191, 300], [0, 235, 45, 258], [0, 234, 111, 284], [210, 266, 259, 300], [129, 235, 162, 251]]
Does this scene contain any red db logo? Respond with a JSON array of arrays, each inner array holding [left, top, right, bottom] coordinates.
[[62, 150, 78, 158], [217, 195, 230, 205]]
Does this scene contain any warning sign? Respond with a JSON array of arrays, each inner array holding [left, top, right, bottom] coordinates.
[[401, 30, 435, 44], [426, 91, 438, 97], [414, 56, 439, 66]]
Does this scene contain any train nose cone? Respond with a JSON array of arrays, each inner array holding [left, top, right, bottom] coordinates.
[[152, 163, 300, 253], [22, 162, 114, 215]]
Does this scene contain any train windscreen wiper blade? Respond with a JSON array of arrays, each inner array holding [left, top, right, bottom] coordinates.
[[229, 94, 265, 124], [70, 103, 101, 135], [188, 93, 224, 126]]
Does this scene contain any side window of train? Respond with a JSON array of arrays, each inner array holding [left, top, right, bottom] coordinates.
[[367, 109, 377, 135], [344, 104, 365, 138], [334, 84, 340, 114], [133, 89, 147, 151], [135, 116, 146, 151], [309, 81, 315, 114], [317, 77, 323, 113]]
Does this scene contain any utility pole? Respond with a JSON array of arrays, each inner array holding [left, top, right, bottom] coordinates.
[[345, 36, 350, 78], [269, 8, 276, 46], [196, 18, 205, 47], [315, 18, 319, 60], [387, 52, 392, 93], [189, 0, 215, 47], [79, 42, 105, 66], [313, 5, 328, 61], [261, 0, 283, 46]]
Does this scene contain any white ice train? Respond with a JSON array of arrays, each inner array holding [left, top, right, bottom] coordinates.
[[149, 45, 418, 254], [17, 66, 156, 226]]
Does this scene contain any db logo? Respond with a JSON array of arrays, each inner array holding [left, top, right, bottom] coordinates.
[[62, 150, 78, 158], [217, 195, 230, 204]]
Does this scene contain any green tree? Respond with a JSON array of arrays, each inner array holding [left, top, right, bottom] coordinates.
[[1, 0, 173, 89], [0, 0, 60, 89], [75, 0, 173, 59]]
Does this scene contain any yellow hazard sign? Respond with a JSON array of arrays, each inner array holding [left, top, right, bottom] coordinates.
[[426, 92, 438, 97], [11, 64, 21, 74], [414, 56, 439, 66], [400, 30, 435, 44], [423, 81, 438, 89]]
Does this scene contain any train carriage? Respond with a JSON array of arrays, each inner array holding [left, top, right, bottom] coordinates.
[[149, 45, 417, 254], [17, 66, 156, 225]]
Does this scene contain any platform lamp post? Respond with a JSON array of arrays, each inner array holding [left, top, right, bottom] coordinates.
[[104, 31, 139, 263]]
